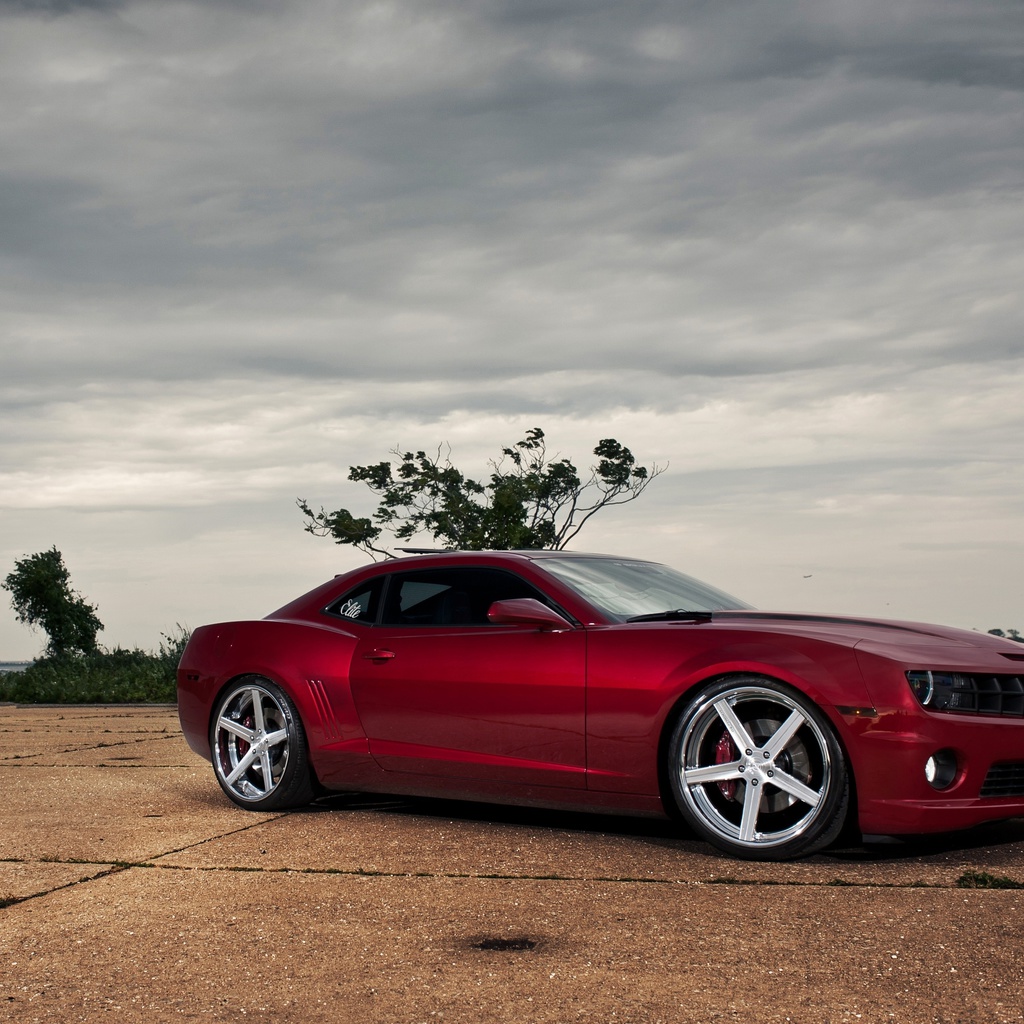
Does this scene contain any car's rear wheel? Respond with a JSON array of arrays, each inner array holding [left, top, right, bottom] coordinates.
[[667, 676, 849, 860], [210, 676, 314, 811]]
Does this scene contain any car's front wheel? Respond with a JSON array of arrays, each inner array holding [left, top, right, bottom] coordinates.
[[210, 676, 315, 811], [667, 676, 849, 860]]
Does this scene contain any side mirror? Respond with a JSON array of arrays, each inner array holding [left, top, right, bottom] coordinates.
[[487, 598, 572, 632]]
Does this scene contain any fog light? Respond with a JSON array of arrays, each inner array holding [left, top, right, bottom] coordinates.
[[925, 749, 957, 790]]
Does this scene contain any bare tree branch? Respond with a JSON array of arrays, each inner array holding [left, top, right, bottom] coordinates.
[[299, 427, 664, 556]]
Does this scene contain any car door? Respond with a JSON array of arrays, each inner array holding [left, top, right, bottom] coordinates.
[[349, 566, 587, 789]]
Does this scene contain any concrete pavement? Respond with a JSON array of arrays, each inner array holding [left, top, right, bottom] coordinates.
[[2, 704, 1023, 1022]]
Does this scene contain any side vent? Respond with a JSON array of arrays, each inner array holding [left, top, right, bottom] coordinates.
[[306, 679, 343, 742]]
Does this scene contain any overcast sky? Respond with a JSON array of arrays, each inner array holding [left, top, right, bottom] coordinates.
[[1, 0, 1022, 659]]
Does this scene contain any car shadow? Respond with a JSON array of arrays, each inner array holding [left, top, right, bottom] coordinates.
[[301, 791, 1024, 865], [306, 790, 682, 839], [836, 819, 1024, 863]]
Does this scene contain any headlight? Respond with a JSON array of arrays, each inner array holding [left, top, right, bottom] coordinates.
[[907, 670, 975, 711]]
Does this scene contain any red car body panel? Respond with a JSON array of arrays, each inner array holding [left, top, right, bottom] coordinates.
[[349, 625, 587, 787], [177, 551, 1024, 840]]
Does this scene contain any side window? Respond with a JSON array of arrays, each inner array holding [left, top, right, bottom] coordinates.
[[325, 578, 383, 625], [380, 568, 545, 627]]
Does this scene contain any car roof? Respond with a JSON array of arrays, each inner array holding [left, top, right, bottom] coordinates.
[[329, 549, 646, 580]]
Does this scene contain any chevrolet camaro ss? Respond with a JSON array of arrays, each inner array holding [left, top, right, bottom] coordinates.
[[176, 550, 1024, 860]]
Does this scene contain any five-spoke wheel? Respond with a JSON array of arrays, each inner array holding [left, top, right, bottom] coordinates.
[[668, 676, 848, 860], [210, 677, 314, 811]]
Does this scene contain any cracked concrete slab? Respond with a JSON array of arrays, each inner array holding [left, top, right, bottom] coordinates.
[[2, 705, 1024, 1023], [2, 868, 1022, 1023], [0, 763, 279, 863], [154, 798, 1024, 889], [6, 735, 199, 768], [0, 705, 178, 762], [0, 862, 117, 904]]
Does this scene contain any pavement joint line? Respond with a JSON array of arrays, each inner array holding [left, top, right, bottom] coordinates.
[[0, 862, 129, 909], [0, 816, 293, 909], [142, 814, 295, 864], [5, 854, 1013, 891], [1, 733, 184, 763], [3, 733, 178, 750], [0, 762, 200, 767], [4, 703, 178, 710]]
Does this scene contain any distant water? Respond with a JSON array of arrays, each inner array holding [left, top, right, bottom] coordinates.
[[0, 661, 32, 674]]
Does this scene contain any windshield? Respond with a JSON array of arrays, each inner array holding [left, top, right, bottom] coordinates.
[[540, 556, 753, 621]]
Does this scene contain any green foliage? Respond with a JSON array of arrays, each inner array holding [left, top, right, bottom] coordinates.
[[988, 628, 1024, 643], [2, 547, 104, 657], [0, 546, 191, 702], [157, 623, 192, 666], [0, 624, 190, 704], [956, 869, 1023, 890], [0, 648, 175, 703], [298, 426, 662, 558]]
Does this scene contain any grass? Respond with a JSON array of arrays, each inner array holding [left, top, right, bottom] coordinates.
[[956, 869, 1024, 890], [0, 628, 188, 704]]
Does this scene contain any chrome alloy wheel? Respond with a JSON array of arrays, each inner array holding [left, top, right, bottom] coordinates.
[[669, 679, 848, 859], [212, 679, 297, 806]]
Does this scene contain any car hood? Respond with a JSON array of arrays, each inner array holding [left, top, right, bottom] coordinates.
[[711, 610, 1023, 660]]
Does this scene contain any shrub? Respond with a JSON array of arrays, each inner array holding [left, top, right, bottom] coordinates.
[[0, 625, 190, 704]]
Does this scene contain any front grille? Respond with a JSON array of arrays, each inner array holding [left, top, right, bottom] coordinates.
[[907, 671, 1024, 716], [962, 675, 1024, 716], [981, 762, 1024, 798]]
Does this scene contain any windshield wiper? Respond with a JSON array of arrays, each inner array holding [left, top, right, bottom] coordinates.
[[625, 609, 713, 624]]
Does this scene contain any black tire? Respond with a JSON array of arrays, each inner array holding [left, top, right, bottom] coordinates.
[[667, 676, 849, 860], [209, 676, 315, 811]]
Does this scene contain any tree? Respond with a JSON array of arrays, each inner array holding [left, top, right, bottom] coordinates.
[[298, 426, 663, 559], [989, 628, 1024, 644], [2, 548, 104, 657]]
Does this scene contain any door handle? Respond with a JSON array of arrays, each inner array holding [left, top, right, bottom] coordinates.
[[362, 649, 396, 662]]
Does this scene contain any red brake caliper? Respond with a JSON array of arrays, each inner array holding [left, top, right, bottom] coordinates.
[[715, 730, 737, 800]]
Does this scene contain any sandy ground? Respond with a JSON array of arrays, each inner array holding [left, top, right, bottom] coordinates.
[[1, 704, 1023, 1023]]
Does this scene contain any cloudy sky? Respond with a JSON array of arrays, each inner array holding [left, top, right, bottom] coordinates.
[[1, 0, 1022, 659]]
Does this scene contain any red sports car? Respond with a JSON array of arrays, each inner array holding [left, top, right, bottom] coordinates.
[[177, 550, 1024, 860]]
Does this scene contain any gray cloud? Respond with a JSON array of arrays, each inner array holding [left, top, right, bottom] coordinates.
[[1, 0, 1022, 655], [0, 0, 122, 12]]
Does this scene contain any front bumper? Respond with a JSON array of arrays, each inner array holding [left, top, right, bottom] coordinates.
[[841, 700, 1024, 837]]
